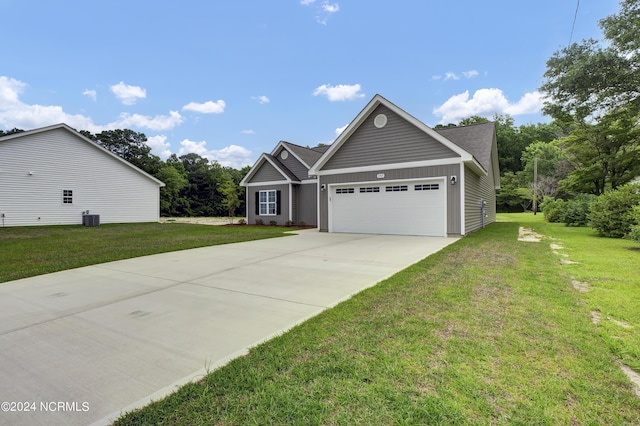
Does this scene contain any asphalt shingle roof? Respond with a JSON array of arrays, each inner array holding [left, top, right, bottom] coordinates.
[[435, 122, 495, 172]]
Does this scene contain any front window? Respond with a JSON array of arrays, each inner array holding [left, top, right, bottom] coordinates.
[[62, 189, 73, 204], [259, 190, 277, 215]]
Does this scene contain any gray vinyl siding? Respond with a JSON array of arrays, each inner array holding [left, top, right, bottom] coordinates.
[[251, 161, 285, 183], [297, 183, 318, 226], [319, 164, 460, 234], [464, 165, 497, 234], [275, 148, 309, 181], [246, 184, 290, 225], [291, 185, 298, 223], [323, 105, 459, 170], [0, 128, 161, 227]]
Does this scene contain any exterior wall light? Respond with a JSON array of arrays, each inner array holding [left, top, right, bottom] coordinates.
[[450, 175, 457, 185]]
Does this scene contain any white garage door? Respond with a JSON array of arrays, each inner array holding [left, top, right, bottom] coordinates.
[[330, 179, 446, 236]]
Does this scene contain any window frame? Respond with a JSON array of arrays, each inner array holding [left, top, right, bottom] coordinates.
[[62, 189, 73, 205], [259, 190, 277, 216]]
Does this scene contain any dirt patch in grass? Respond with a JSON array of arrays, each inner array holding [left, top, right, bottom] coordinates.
[[518, 227, 544, 242], [619, 364, 640, 397], [160, 217, 232, 225], [571, 279, 590, 292]]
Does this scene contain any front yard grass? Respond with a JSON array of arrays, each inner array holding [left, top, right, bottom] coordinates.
[[114, 215, 640, 425], [0, 223, 296, 283]]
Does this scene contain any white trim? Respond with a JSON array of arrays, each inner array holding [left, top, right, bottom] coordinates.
[[315, 158, 463, 176], [288, 183, 293, 221], [244, 180, 290, 187], [271, 141, 312, 169], [309, 94, 475, 175], [460, 165, 466, 236], [327, 176, 447, 237], [300, 179, 318, 184], [316, 178, 322, 231], [240, 154, 299, 186], [258, 189, 278, 216]]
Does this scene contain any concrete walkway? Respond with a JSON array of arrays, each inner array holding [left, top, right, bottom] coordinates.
[[0, 230, 457, 426]]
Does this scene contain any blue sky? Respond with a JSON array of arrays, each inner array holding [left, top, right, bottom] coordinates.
[[1, 1, 619, 168]]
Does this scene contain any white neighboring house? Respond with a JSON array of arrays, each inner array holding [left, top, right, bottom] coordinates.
[[0, 123, 165, 227]]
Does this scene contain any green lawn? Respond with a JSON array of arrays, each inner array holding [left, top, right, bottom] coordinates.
[[113, 214, 640, 425], [0, 223, 297, 283]]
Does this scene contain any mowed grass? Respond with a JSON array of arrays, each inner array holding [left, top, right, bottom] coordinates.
[[114, 216, 640, 425], [0, 223, 296, 283], [504, 213, 640, 373]]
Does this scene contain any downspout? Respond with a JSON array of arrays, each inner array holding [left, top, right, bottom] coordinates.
[[481, 199, 487, 228]]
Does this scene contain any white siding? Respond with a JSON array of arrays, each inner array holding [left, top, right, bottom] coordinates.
[[0, 127, 161, 227]]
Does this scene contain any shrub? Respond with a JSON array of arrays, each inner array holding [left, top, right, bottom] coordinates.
[[269, 220, 278, 226], [541, 198, 567, 223], [255, 218, 264, 225], [285, 220, 293, 227], [630, 205, 640, 243], [588, 183, 640, 238], [564, 194, 598, 227], [299, 221, 307, 227], [238, 218, 246, 225]]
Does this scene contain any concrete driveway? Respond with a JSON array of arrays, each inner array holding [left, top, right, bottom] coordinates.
[[0, 230, 457, 426]]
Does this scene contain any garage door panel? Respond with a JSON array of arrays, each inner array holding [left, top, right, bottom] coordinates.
[[330, 180, 445, 236]]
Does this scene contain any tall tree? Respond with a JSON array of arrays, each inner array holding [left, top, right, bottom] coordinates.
[[86, 129, 162, 175], [541, 0, 640, 121], [557, 108, 640, 194]]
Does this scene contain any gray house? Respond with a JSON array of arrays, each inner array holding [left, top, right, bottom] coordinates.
[[242, 94, 499, 237], [240, 141, 329, 226]]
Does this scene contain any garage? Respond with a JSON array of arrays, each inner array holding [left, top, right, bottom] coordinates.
[[329, 179, 446, 236]]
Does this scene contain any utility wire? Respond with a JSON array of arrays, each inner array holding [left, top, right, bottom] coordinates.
[[569, 0, 580, 46]]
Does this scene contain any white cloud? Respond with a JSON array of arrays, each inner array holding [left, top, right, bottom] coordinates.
[[0, 76, 27, 107], [433, 70, 480, 81], [182, 100, 226, 114], [241, 129, 255, 134], [433, 88, 545, 123], [0, 76, 184, 134], [313, 83, 364, 101], [110, 111, 184, 131], [335, 123, 348, 136], [322, 2, 339, 13], [178, 139, 253, 168], [146, 135, 173, 160], [110, 81, 146, 105], [301, 0, 339, 25], [251, 95, 270, 104], [83, 89, 97, 101]]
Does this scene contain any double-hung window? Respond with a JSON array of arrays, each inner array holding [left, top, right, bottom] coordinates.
[[259, 190, 277, 215]]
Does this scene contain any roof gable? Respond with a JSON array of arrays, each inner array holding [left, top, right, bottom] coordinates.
[[272, 141, 325, 170], [0, 123, 165, 187], [240, 153, 300, 185], [310, 94, 475, 175]]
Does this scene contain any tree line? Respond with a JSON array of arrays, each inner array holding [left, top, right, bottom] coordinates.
[[79, 129, 250, 218], [0, 127, 249, 218]]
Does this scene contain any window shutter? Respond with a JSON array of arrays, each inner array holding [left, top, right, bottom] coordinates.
[[276, 190, 282, 215], [255, 192, 260, 215]]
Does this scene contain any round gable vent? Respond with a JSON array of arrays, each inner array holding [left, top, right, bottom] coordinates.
[[374, 113, 388, 128], [280, 150, 289, 160]]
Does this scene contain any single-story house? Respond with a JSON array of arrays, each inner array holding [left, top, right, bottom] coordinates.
[[0, 123, 165, 227], [243, 94, 500, 237], [240, 141, 329, 226]]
